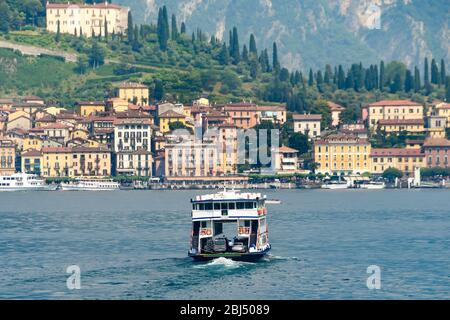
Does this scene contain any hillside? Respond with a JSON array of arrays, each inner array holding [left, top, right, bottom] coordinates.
[[0, 1, 449, 119], [116, 0, 450, 70]]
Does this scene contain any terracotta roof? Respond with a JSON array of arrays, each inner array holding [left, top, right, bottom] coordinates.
[[42, 123, 71, 130], [117, 82, 148, 89], [368, 100, 422, 107], [292, 114, 322, 121], [257, 105, 286, 112], [405, 139, 424, 145], [436, 103, 450, 109], [159, 110, 185, 118], [113, 118, 152, 125], [41, 147, 72, 153], [22, 149, 42, 157], [315, 133, 369, 145], [46, 3, 125, 10], [77, 101, 105, 106], [378, 119, 424, 125], [278, 146, 298, 153], [327, 101, 345, 111], [423, 138, 450, 147], [371, 148, 424, 157], [71, 146, 110, 153]]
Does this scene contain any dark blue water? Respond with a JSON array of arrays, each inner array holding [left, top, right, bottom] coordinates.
[[0, 189, 449, 299]]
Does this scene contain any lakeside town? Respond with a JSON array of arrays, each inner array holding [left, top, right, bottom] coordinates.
[[1, 83, 450, 190], [0, 1, 449, 191]]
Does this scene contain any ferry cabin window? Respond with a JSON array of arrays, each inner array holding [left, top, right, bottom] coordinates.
[[229, 202, 235, 210], [214, 203, 221, 210], [201, 221, 207, 228], [205, 203, 213, 210], [221, 203, 228, 210]]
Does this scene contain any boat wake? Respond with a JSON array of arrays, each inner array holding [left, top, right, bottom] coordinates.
[[194, 257, 247, 269], [262, 254, 300, 262]]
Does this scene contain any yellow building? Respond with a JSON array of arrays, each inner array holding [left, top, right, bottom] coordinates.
[[370, 148, 425, 176], [23, 136, 43, 152], [71, 147, 111, 177], [42, 147, 73, 178], [41, 147, 111, 178], [0, 139, 16, 175], [378, 119, 425, 133], [21, 149, 43, 175], [314, 133, 371, 175], [77, 101, 106, 117], [367, 100, 424, 130], [159, 110, 187, 133], [431, 102, 450, 127], [117, 82, 149, 106], [46, 2, 129, 38]]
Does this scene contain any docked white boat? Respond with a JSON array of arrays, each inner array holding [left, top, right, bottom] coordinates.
[[360, 181, 386, 189], [0, 173, 58, 192], [321, 181, 350, 189], [60, 178, 120, 191], [188, 190, 271, 262]]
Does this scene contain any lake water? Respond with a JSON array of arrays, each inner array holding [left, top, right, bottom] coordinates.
[[0, 189, 449, 299]]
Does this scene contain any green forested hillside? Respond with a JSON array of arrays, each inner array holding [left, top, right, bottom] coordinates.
[[0, 2, 449, 123]]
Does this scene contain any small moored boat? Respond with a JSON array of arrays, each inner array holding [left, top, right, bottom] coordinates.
[[188, 190, 271, 262], [0, 173, 57, 191], [60, 177, 120, 191]]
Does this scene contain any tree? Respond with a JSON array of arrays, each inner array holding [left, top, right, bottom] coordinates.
[[441, 59, 446, 87], [431, 58, 440, 85], [157, 6, 169, 51], [152, 79, 164, 101], [424, 57, 429, 84], [249, 34, 257, 57], [55, 20, 61, 42], [308, 69, 314, 86], [0, 2, 11, 33], [379, 60, 385, 90], [218, 43, 229, 65], [390, 73, 403, 93], [127, 11, 133, 43], [88, 41, 105, 69], [446, 76, 450, 102], [104, 17, 108, 41], [171, 14, 178, 40], [272, 42, 280, 72], [404, 69, 414, 92], [242, 44, 249, 62], [414, 66, 421, 92], [75, 56, 88, 74], [288, 132, 310, 155], [382, 168, 403, 182], [231, 27, 240, 64], [180, 22, 186, 34]]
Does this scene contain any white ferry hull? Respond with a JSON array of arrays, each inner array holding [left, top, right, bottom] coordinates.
[[321, 184, 349, 189], [360, 184, 385, 190], [0, 185, 58, 192], [61, 185, 120, 191]]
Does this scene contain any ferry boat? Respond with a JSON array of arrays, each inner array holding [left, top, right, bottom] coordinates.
[[60, 178, 120, 191], [189, 190, 271, 262], [321, 180, 350, 189], [0, 173, 58, 191], [359, 181, 386, 189]]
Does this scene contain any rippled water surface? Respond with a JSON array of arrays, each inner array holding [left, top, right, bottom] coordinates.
[[0, 189, 449, 299]]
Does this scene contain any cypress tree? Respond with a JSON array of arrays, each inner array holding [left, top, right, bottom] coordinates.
[[431, 58, 440, 85], [127, 11, 133, 43], [424, 57, 429, 84], [79, 26, 83, 38], [414, 66, 421, 92], [104, 17, 108, 41], [379, 60, 385, 90], [316, 70, 323, 87], [308, 69, 314, 86], [337, 65, 345, 89], [445, 76, 450, 102], [324, 65, 332, 84], [171, 14, 178, 40], [390, 73, 402, 93], [272, 42, 280, 72], [404, 69, 414, 92], [218, 43, 229, 65], [249, 34, 257, 57], [441, 59, 446, 87], [231, 27, 240, 64], [55, 20, 61, 42], [157, 7, 169, 50], [180, 22, 186, 34], [374, 64, 379, 89], [242, 45, 249, 62]]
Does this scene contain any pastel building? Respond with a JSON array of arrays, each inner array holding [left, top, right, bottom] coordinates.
[[117, 82, 149, 106], [46, 2, 129, 38], [292, 114, 322, 139], [370, 148, 425, 176], [423, 138, 450, 168], [314, 133, 371, 175], [366, 100, 424, 130]]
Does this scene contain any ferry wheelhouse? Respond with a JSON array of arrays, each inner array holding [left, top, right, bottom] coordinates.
[[189, 190, 271, 261]]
